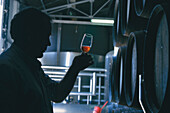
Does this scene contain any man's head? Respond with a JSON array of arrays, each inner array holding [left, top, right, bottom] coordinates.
[[10, 8, 51, 58]]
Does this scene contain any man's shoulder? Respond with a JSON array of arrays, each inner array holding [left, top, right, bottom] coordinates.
[[0, 49, 16, 67], [0, 52, 9, 62], [0, 55, 11, 68], [0, 50, 21, 77]]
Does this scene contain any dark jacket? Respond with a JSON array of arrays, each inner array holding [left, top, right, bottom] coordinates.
[[0, 44, 79, 113]]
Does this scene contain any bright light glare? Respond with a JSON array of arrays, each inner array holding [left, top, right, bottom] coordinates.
[[113, 47, 119, 56], [65, 52, 71, 66], [91, 19, 114, 24], [0, 0, 4, 54], [0, 0, 4, 38], [53, 108, 67, 113]]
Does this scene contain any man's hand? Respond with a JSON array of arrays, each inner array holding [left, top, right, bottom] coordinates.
[[71, 53, 94, 71]]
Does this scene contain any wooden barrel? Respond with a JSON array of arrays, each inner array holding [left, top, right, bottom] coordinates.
[[111, 47, 121, 103], [124, 31, 146, 107], [120, 0, 148, 36], [111, 46, 126, 104], [118, 46, 127, 104], [134, 0, 156, 18], [134, 0, 168, 18], [113, 0, 121, 45], [104, 50, 116, 103], [113, 0, 128, 47], [143, 3, 170, 113]]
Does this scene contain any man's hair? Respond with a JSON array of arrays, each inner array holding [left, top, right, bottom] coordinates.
[[10, 8, 51, 41]]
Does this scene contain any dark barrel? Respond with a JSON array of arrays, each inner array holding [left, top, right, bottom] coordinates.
[[113, 0, 128, 47], [104, 50, 116, 103], [124, 31, 146, 107], [134, 0, 168, 18], [143, 3, 170, 113], [120, 0, 148, 36], [113, 0, 121, 46], [118, 46, 127, 104], [134, 0, 156, 18], [111, 46, 126, 104], [111, 47, 121, 103]]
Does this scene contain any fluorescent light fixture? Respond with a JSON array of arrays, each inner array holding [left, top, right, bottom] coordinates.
[[91, 19, 114, 24]]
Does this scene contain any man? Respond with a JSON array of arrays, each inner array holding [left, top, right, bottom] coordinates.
[[0, 8, 93, 113]]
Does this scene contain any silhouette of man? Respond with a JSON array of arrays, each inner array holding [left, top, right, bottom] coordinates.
[[0, 8, 93, 113]]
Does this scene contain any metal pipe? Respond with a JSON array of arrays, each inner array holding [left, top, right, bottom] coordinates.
[[90, 0, 93, 16], [57, 23, 62, 65], [90, 77, 93, 103], [82, 99, 105, 102], [42, 66, 69, 70], [92, 72, 96, 95], [139, 75, 146, 113], [50, 14, 114, 20], [38, 0, 60, 9], [69, 92, 93, 96], [74, 85, 105, 89], [44, 71, 66, 75], [71, 7, 89, 17], [42, 0, 90, 12], [48, 75, 64, 78], [42, 66, 106, 72], [44, 71, 105, 77], [87, 95, 89, 105], [98, 77, 101, 105], [46, 71, 91, 76], [93, 0, 110, 17], [52, 78, 62, 81], [48, 7, 68, 14], [96, 93, 105, 95], [40, 0, 46, 10], [78, 77, 81, 103]]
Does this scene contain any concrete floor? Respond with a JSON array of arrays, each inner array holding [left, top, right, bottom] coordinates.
[[53, 103, 107, 113], [53, 103, 143, 113]]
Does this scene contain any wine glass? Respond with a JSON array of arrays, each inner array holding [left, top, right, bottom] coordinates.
[[80, 33, 93, 53]]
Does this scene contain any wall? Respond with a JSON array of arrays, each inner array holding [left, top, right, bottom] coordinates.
[[46, 23, 113, 56]]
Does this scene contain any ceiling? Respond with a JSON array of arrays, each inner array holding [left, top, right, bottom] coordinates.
[[16, 0, 115, 22]]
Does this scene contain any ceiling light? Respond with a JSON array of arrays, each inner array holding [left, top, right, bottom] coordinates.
[[91, 19, 114, 24]]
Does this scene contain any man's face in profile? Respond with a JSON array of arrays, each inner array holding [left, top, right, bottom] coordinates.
[[31, 23, 51, 58]]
